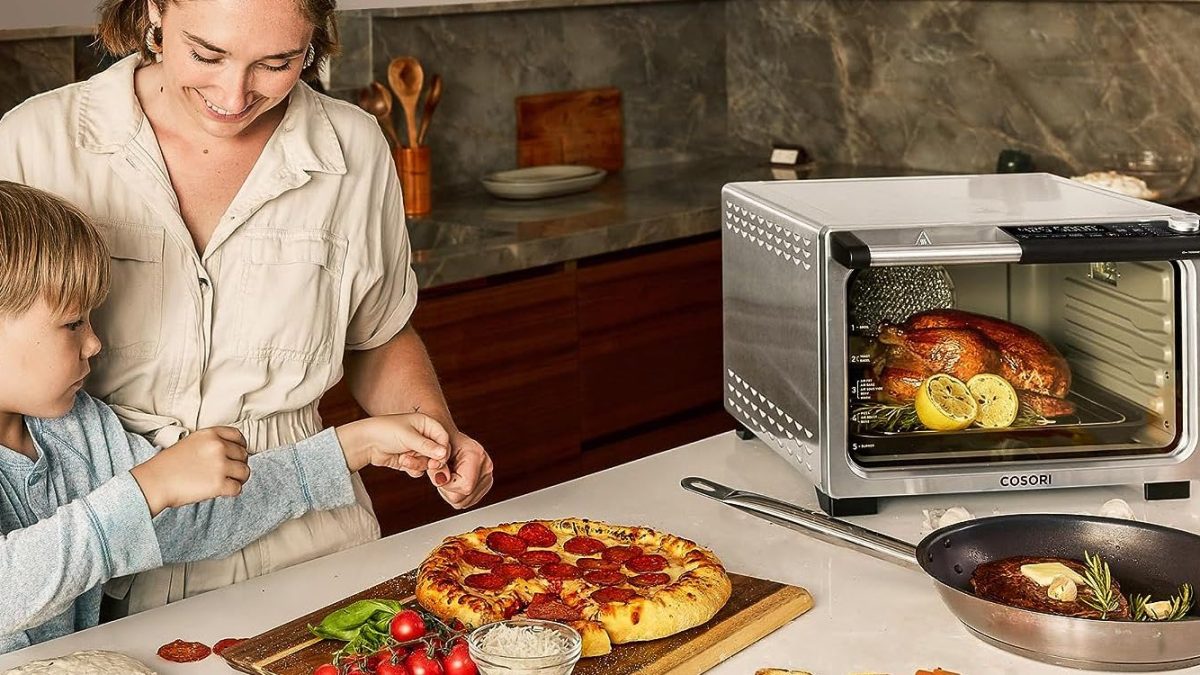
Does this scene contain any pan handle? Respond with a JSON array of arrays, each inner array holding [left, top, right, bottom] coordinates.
[[681, 477, 921, 571]]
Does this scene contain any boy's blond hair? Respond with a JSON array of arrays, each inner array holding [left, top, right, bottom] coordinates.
[[0, 181, 110, 316]]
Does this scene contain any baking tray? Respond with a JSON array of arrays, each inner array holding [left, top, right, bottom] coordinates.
[[846, 377, 1168, 467]]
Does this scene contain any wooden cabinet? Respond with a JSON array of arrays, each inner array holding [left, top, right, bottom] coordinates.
[[319, 234, 731, 536], [577, 237, 724, 441]]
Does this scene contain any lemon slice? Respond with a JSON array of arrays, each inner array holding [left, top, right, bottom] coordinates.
[[967, 373, 1020, 428], [915, 374, 978, 431]]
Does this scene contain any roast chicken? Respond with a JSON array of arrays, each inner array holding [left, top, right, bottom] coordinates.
[[874, 309, 1075, 417]]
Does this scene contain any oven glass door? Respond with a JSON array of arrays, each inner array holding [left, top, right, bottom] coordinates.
[[846, 260, 1183, 467]]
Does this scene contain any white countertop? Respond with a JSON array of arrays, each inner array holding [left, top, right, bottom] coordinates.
[[4, 431, 1200, 675]]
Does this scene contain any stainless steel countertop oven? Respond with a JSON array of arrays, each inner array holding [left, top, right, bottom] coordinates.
[[722, 173, 1200, 515]]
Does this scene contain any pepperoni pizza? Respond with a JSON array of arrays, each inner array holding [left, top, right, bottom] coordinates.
[[415, 518, 732, 657]]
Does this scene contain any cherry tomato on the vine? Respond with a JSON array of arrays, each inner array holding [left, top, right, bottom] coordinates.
[[441, 641, 479, 675], [377, 662, 410, 675], [312, 665, 339, 675], [390, 609, 428, 643], [405, 649, 444, 675]]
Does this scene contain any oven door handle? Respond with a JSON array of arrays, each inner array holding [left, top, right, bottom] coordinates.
[[831, 232, 1023, 268]]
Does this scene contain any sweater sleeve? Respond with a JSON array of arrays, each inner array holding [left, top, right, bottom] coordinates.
[[152, 428, 357, 563], [0, 473, 161, 634]]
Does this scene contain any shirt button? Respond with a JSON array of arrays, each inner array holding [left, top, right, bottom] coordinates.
[[199, 277, 210, 289]]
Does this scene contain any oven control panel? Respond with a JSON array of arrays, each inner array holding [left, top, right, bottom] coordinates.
[[1001, 215, 1200, 263]]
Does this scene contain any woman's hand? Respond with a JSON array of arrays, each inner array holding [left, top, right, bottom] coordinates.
[[436, 430, 493, 510], [131, 427, 250, 516], [336, 413, 450, 474]]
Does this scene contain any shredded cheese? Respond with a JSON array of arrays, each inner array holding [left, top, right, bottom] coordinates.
[[476, 623, 572, 658]]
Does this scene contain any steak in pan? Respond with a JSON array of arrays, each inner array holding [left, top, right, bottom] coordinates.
[[970, 555, 1131, 619]]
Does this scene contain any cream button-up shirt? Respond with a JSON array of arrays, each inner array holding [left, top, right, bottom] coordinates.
[[0, 55, 418, 612]]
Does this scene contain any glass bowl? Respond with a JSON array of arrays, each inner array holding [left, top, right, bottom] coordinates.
[[467, 619, 582, 675], [1093, 150, 1195, 201]]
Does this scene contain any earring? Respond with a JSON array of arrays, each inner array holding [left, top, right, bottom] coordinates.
[[303, 43, 316, 69], [145, 24, 162, 54]]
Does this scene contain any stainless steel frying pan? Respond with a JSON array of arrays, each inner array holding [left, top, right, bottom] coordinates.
[[682, 477, 1200, 671]]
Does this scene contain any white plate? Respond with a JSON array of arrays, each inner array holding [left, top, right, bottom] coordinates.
[[485, 165, 604, 184], [482, 169, 606, 200]]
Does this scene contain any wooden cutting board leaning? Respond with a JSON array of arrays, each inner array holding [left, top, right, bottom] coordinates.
[[221, 571, 813, 675], [516, 87, 623, 172]]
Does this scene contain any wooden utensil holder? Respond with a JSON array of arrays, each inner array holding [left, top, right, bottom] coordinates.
[[395, 146, 431, 216]]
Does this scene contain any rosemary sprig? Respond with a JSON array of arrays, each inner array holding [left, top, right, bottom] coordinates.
[[851, 401, 1055, 433], [1132, 583, 1194, 621], [1080, 551, 1120, 619], [851, 402, 923, 433]]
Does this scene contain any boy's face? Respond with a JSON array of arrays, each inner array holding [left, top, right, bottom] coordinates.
[[0, 299, 101, 419]]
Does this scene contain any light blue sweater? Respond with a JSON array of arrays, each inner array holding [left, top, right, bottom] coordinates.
[[0, 392, 356, 654]]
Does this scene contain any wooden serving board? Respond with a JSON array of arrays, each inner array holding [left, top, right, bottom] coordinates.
[[516, 87, 623, 171], [222, 571, 812, 675]]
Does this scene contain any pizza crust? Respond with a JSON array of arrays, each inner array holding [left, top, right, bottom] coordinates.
[[416, 518, 732, 657]]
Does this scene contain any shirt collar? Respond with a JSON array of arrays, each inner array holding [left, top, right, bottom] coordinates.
[[75, 54, 346, 175]]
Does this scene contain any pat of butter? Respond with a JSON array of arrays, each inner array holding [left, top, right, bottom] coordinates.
[[1020, 562, 1086, 587], [1145, 600, 1174, 620], [1048, 575, 1078, 602]]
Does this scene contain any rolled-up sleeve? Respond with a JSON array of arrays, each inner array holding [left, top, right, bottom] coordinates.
[[344, 140, 419, 351]]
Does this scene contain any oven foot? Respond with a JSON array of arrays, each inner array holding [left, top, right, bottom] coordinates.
[[1144, 481, 1190, 501], [735, 424, 756, 441], [816, 488, 879, 516]]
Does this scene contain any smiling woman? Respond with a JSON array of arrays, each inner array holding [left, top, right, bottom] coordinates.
[[0, 0, 493, 624]]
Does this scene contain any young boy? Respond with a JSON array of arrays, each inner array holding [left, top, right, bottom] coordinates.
[[0, 181, 450, 654]]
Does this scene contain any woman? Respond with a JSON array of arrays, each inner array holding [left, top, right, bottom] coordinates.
[[0, 0, 493, 614]]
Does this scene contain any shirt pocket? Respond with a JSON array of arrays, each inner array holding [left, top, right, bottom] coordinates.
[[236, 230, 347, 363], [93, 224, 164, 360]]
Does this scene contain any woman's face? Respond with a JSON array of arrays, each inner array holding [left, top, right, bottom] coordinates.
[[150, 0, 314, 139]]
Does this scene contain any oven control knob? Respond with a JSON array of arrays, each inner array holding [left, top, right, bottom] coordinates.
[[1167, 214, 1200, 233]]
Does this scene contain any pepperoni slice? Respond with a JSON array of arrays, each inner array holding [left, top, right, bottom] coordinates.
[[601, 545, 643, 564], [517, 522, 558, 547], [463, 549, 505, 569], [212, 638, 246, 656], [486, 531, 528, 556], [540, 562, 582, 580], [526, 596, 582, 621], [564, 536, 607, 555], [583, 569, 627, 586], [518, 550, 561, 567], [591, 587, 640, 604], [630, 572, 671, 587], [157, 640, 211, 663], [625, 554, 668, 573], [496, 563, 537, 580], [465, 572, 508, 590]]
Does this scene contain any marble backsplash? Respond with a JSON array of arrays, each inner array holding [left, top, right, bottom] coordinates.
[[6, 0, 1200, 196], [727, 0, 1200, 195], [0, 1, 726, 188]]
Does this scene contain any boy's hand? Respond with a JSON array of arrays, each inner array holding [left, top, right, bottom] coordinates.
[[336, 413, 450, 474], [130, 427, 250, 516]]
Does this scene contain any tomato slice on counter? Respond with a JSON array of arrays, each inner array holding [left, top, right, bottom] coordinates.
[[156, 639, 211, 662]]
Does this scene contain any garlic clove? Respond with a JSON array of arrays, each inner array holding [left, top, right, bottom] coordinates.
[[1048, 575, 1078, 602]]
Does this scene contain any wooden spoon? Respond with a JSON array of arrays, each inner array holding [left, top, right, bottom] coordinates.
[[387, 56, 424, 149], [356, 82, 401, 149], [417, 73, 443, 147]]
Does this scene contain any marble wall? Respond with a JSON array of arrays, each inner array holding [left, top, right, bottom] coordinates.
[[363, 2, 727, 183], [727, 0, 1200, 193], [7, 1, 1200, 194], [0, 1, 726, 188]]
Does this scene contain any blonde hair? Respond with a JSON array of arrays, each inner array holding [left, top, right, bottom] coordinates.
[[0, 182, 110, 317], [94, 0, 339, 82]]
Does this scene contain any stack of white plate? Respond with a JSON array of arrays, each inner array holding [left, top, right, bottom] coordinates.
[[481, 165, 606, 200]]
